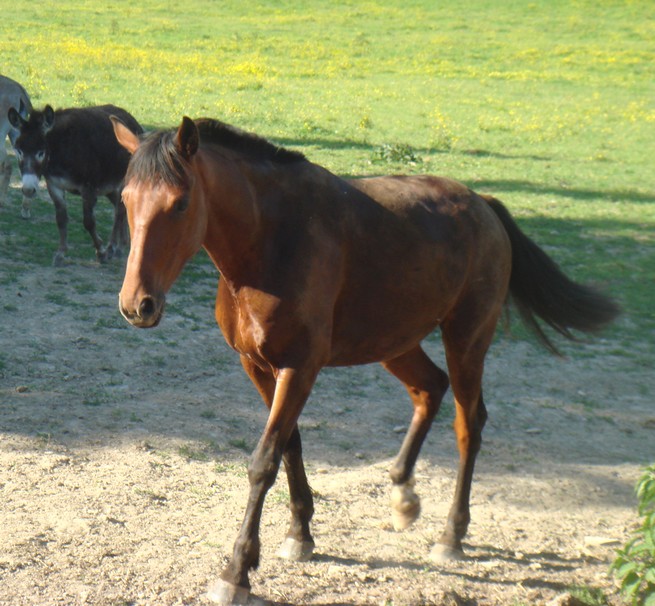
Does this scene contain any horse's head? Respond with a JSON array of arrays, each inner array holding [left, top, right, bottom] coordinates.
[[112, 116, 206, 328], [7, 104, 54, 198]]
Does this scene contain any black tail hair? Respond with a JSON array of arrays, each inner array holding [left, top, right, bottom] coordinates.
[[484, 195, 620, 354]]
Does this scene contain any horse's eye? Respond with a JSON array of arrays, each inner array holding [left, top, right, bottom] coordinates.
[[35, 150, 46, 162], [174, 195, 189, 213], [14, 148, 23, 161]]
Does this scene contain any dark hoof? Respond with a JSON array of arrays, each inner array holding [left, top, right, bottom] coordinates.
[[206, 579, 267, 605]]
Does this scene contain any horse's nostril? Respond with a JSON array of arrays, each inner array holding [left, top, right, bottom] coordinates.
[[138, 296, 155, 319]]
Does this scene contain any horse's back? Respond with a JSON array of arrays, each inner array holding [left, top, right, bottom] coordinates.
[[322, 173, 511, 365]]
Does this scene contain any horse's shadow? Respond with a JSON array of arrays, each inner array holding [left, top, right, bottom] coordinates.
[[253, 544, 583, 605]]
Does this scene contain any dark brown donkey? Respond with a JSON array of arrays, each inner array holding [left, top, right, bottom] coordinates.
[[112, 116, 619, 605], [8, 104, 143, 265]]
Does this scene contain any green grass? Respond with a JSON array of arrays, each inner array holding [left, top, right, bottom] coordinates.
[[1, 0, 653, 351]]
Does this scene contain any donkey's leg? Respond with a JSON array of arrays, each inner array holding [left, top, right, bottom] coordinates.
[[239, 356, 315, 561], [81, 190, 106, 262], [21, 193, 31, 220], [0, 152, 11, 207], [430, 314, 497, 562], [382, 346, 449, 530], [106, 190, 128, 259], [208, 365, 319, 605], [46, 182, 69, 266]]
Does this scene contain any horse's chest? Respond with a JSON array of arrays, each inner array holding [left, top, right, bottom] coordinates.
[[216, 286, 276, 364]]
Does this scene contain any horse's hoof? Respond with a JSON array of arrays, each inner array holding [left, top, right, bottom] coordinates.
[[277, 537, 315, 562], [206, 579, 267, 605], [21, 208, 31, 220], [429, 542, 465, 563], [52, 252, 67, 267], [390, 480, 421, 530]]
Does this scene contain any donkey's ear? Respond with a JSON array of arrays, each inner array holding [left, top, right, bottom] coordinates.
[[111, 115, 141, 154], [42, 105, 55, 133], [175, 116, 199, 160], [7, 107, 25, 129]]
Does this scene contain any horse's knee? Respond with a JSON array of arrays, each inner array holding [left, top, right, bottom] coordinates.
[[247, 450, 280, 492]]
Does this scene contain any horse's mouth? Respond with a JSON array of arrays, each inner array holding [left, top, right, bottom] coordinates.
[[119, 295, 165, 328]]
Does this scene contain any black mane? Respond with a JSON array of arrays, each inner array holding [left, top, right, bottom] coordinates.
[[127, 119, 306, 186], [195, 118, 306, 165]]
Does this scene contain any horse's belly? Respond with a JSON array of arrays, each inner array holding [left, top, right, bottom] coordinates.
[[327, 290, 449, 366]]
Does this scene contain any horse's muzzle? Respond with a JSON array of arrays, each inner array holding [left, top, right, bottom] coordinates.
[[119, 294, 164, 328]]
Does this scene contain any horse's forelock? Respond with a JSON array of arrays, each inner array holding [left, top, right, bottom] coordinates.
[[127, 130, 188, 187]]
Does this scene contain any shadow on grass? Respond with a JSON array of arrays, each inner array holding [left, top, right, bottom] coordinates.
[[466, 178, 655, 205]]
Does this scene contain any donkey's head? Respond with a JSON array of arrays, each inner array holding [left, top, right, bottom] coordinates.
[[8, 104, 55, 198]]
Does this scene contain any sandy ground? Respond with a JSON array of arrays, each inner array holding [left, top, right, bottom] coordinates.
[[1, 194, 653, 605]]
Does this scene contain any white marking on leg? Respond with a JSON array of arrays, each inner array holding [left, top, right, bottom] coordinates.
[[391, 475, 421, 531]]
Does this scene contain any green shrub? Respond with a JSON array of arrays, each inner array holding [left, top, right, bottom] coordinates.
[[611, 464, 655, 605]]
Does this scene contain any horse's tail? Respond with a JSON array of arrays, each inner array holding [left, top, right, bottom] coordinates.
[[483, 194, 620, 354]]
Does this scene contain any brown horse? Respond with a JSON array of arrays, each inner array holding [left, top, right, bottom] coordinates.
[[112, 116, 619, 605]]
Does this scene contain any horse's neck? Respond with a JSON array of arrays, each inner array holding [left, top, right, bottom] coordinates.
[[199, 153, 265, 288]]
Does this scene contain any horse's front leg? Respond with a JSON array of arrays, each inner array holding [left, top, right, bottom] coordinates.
[[238, 356, 315, 562], [208, 365, 318, 605]]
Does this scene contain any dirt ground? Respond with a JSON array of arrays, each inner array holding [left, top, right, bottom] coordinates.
[[1, 198, 653, 605]]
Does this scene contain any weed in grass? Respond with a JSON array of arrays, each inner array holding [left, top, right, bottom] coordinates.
[[134, 488, 168, 504], [611, 464, 655, 606], [214, 461, 247, 477], [372, 143, 422, 165], [94, 316, 127, 330], [269, 488, 290, 505], [568, 585, 608, 605], [229, 438, 251, 453], [44, 291, 73, 307], [177, 444, 210, 462]]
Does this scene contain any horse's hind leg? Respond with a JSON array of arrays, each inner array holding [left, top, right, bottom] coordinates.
[[431, 314, 497, 562], [277, 425, 315, 561], [239, 356, 315, 562], [382, 346, 449, 531]]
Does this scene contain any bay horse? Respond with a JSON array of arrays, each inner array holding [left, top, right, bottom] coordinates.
[[112, 116, 619, 605], [9, 104, 143, 265]]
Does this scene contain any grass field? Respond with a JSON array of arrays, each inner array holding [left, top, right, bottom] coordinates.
[[2, 0, 654, 348]]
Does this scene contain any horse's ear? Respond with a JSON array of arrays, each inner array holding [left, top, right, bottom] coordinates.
[[42, 105, 55, 133], [7, 107, 25, 129], [111, 115, 141, 154], [175, 116, 199, 160]]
